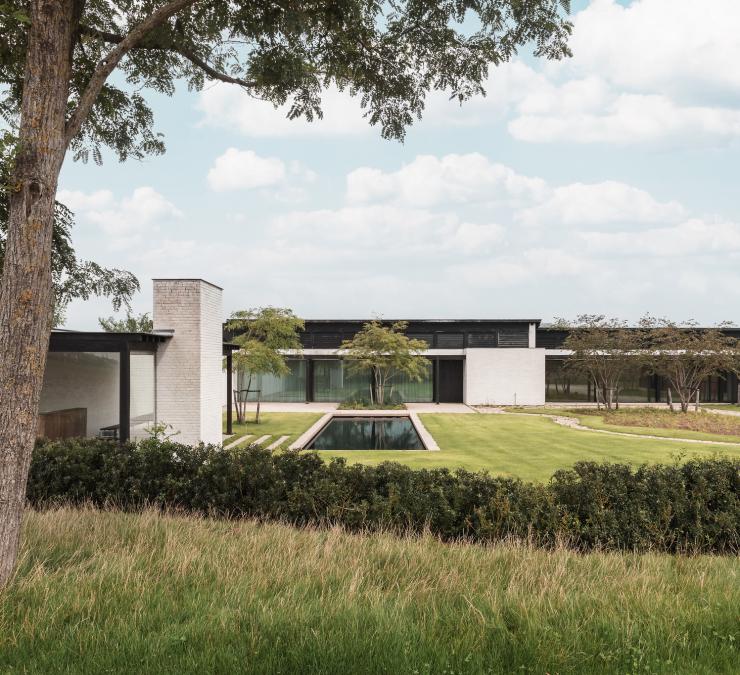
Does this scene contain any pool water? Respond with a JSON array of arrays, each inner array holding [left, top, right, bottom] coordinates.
[[307, 416, 425, 450]]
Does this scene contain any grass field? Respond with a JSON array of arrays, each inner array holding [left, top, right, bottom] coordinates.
[[226, 412, 322, 446], [509, 407, 740, 444], [2, 507, 737, 674], [317, 413, 738, 481]]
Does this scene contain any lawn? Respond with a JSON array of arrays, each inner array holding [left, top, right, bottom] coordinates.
[[222, 412, 738, 482], [317, 413, 738, 481], [2, 507, 737, 674], [509, 407, 740, 444], [225, 412, 322, 447]]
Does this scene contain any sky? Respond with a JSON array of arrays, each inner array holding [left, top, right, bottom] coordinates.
[[58, 0, 740, 329]]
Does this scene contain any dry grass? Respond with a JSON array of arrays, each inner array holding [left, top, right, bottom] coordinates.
[[1, 506, 738, 674], [575, 407, 740, 436]]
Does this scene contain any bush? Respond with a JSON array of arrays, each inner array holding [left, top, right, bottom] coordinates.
[[27, 437, 739, 554]]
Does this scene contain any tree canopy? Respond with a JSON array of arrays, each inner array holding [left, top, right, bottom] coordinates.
[[99, 311, 153, 332], [1, 0, 572, 156], [555, 314, 640, 409], [341, 320, 429, 405], [638, 317, 740, 413]]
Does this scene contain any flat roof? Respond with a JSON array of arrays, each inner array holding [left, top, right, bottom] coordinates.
[[152, 278, 223, 290]]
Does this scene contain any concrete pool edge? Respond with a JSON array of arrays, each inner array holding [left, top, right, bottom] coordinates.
[[289, 409, 440, 451]]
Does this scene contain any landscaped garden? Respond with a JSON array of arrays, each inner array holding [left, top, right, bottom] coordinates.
[[2, 506, 737, 674], [228, 411, 740, 482]]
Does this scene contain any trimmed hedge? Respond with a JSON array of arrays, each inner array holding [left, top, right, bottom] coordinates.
[[28, 437, 739, 553]]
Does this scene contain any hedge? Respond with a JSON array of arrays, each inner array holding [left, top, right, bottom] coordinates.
[[27, 437, 739, 554]]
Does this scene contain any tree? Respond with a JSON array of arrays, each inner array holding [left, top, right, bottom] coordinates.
[[555, 315, 640, 409], [226, 307, 304, 424], [99, 311, 153, 332], [341, 320, 429, 406], [1, 148, 139, 326], [638, 317, 740, 413], [0, 0, 571, 585]]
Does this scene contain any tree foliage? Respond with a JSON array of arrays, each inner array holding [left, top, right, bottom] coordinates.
[[226, 307, 304, 421], [638, 316, 740, 413], [555, 315, 640, 409], [98, 311, 153, 332], [0, 139, 139, 326], [1, 1, 573, 152], [341, 320, 429, 405]]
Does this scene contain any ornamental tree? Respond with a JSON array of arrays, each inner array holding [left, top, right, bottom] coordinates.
[[638, 316, 740, 413], [0, 0, 571, 585], [341, 320, 429, 406], [555, 315, 640, 409], [226, 307, 304, 423]]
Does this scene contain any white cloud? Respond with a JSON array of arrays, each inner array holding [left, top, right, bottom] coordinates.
[[516, 180, 687, 227], [567, 0, 740, 97], [57, 189, 114, 212], [346, 153, 548, 207], [197, 84, 368, 138], [207, 148, 287, 191], [59, 186, 181, 249], [510, 91, 740, 144], [581, 218, 740, 257]]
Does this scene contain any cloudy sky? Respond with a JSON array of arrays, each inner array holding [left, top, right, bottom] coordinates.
[[59, 0, 740, 328]]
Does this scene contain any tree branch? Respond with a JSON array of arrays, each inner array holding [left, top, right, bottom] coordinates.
[[78, 24, 256, 89], [65, 0, 200, 148]]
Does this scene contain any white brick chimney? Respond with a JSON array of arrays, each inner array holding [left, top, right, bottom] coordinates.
[[153, 279, 223, 445]]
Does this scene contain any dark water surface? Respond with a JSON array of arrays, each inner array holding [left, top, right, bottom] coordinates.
[[307, 416, 425, 450]]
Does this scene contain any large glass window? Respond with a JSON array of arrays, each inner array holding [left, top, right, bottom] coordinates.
[[130, 352, 156, 440], [391, 360, 433, 403], [39, 351, 120, 439], [237, 359, 307, 402], [545, 359, 593, 402], [313, 359, 369, 402], [619, 366, 655, 402]]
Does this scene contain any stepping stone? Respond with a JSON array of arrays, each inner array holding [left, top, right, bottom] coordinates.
[[267, 435, 290, 450], [223, 434, 253, 450], [253, 435, 271, 446]]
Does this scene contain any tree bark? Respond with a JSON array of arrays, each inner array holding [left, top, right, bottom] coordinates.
[[0, 1, 76, 587]]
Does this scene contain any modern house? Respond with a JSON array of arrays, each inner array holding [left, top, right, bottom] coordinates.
[[37, 277, 740, 445], [39, 279, 232, 446]]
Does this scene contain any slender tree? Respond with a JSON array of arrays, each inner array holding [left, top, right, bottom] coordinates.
[[555, 315, 639, 409], [226, 307, 304, 423], [638, 317, 740, 413], [0, 0, 571, 584], [341, 320, 429, 406]]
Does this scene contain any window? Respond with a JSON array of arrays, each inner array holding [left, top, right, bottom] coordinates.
[[237, 359, 307, 402]]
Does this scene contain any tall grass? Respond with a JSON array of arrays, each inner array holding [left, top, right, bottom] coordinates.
[[2, 507, 738, 674]]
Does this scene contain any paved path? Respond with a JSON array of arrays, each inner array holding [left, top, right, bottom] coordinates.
[[476, 407, 740, 447]]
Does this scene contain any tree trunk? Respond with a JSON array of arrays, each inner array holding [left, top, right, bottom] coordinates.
[[0, 1, 75, 587], [667, 388, 674, 412]]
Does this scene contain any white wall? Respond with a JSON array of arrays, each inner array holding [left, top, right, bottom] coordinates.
[[153, 279, 223, 445], [39, 352, 119, 436], [464, 348, 545, 406]]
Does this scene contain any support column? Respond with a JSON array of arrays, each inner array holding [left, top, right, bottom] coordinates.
[[119, 341, 130, 442], [226, 350, 233, 435]]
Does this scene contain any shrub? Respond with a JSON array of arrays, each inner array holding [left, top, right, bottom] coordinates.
[[27, 437, 739, 554]]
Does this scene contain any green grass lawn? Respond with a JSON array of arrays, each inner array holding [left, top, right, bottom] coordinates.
[[2, 507, 737, 674], [508, 407, 740, 444], [317, 413, 738, 482], [225, 412, 322, 447]]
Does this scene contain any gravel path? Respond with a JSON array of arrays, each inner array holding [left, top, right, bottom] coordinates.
[[475, 407, 740, 447]]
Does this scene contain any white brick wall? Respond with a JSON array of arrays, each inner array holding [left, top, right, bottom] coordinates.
[[464, 348, 545, 406], [153, 279, 223, 444], [39, 352, 119, 436]]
